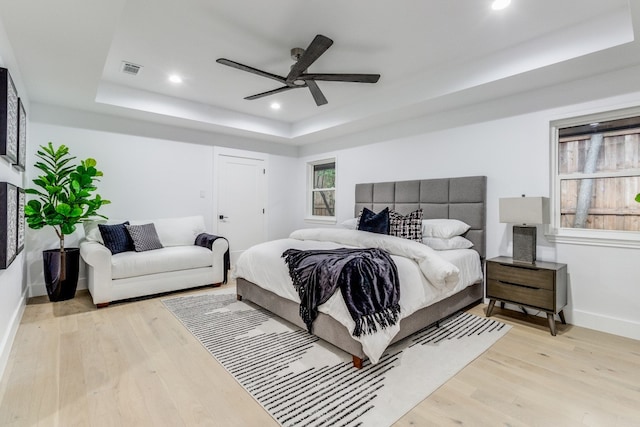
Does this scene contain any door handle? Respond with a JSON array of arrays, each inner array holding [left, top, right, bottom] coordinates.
[[219, 215, 229, 220]]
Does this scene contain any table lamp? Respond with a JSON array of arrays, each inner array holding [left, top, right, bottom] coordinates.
[[499, 196, 550, 263]]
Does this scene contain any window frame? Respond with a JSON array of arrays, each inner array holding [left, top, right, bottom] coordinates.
[[305, 157, 337, 224], [548, 105, 640, 248]]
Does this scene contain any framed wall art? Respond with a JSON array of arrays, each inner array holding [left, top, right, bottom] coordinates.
[[14, 98, 26, 171], [16, 186, 25, 254], [0, 182, 18, 269], [1, 68, 19, 164]]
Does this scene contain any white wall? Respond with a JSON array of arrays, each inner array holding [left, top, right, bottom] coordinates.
[[293, 92, 640, 341]]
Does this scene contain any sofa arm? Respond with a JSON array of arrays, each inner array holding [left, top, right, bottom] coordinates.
[[195, 233, 230, 283], [79, 240, 113, 305], [80, 240, 112, 268], [211, 237, 230, 284]]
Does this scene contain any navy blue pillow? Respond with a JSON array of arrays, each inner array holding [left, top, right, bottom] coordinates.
[[98, 221, 134, 254], [358, 207, 390, 234]]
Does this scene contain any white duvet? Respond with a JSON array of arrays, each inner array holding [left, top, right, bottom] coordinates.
[[233, 228, 482, 363]]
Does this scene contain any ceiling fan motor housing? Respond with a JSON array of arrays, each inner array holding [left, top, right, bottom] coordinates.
[[290, 47, 305, 61]]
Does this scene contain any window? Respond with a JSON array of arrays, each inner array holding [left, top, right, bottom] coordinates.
[[307, 158, 336, 222], [549, 107, 640, 247]]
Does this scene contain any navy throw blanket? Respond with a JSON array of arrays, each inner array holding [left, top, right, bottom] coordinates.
[[195, 233, 230, 283], [282, 247, 400, 337]]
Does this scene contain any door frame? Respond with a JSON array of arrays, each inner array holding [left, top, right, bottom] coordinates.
[[212, 146, 268, 242]]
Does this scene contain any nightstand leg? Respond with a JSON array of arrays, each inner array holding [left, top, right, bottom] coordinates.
[[558, 310, 566, 325], [487, 299, 496, 317], [547, 313, 557, 336]]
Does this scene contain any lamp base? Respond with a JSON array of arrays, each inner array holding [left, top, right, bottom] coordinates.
[[513, 225, 536, 263]]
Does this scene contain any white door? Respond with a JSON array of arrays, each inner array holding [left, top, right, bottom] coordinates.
[[216, 154, 267, 265]]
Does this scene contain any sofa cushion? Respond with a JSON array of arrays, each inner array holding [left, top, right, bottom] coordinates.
[[126, 223, 164, 252], [98, 222, 134, 254], [153, 216, 206, 247], [111, 246, 213, 279]]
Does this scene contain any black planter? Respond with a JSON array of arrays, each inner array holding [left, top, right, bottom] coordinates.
[[43, 248, 80, 302]]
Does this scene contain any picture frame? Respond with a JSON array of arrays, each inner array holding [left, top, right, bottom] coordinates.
[[1, 68, 19, 164], [14, 98, 26, 171], [0, 182, 18, 269], [16, 186, 25, 254]]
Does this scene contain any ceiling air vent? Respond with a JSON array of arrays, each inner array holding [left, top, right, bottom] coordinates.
[[121, 61, 142, 76]]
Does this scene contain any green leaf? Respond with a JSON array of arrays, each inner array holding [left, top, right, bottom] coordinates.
[[25, 188, 46, 197], [60, 223, 76, 235], [56, 203, 71, 216], [32, 178, 49, 188], [27, 200, 42, 211], [84, 158, 97, 168], [636, 193, 640, 203]]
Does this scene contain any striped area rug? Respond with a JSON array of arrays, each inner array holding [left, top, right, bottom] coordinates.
[[163, 288, 510, 427]]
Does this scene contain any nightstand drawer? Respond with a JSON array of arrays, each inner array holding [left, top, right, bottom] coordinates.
[[487, 263, 554, 290], [487, 279, 554, 311]]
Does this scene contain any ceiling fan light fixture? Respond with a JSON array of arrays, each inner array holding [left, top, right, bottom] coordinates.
[[270, 102, 281, 110], [169, 74, 183, 84], [491, 0, 511, 10]]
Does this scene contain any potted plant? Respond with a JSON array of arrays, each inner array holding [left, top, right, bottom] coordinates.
[[25, 142, 110, 301]]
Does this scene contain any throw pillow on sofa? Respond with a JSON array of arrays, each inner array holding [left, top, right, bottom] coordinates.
[[125, 223, 164, 252], [98, 222, 134, 254]]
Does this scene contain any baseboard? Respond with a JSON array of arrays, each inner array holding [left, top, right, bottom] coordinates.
[[493, 301, 640, 341], [0, 287, 28, 381], [571, 309, 640, 341], [29, 276, 88, 297]]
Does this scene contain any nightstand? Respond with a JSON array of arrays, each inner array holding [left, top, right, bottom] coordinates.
[[486, 256, 567, 335]]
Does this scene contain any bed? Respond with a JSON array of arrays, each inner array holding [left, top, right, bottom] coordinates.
[[234, 175, 486, 368]]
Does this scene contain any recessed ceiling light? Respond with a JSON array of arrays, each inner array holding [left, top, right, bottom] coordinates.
[[169, 74, 182, 84], [270, 102, 281, 110], [491, 0, 511, 10]]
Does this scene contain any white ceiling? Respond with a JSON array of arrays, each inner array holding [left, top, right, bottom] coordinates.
[[1, 0, 638, 146]]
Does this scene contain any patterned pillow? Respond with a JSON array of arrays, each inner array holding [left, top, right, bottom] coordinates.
[[98, 221, 133, 254], [389, 209, 423, 241], [125, 223, 164, 252], [357, 207, 390, 234]]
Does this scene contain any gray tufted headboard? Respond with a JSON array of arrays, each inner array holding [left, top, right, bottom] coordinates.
[[354, 176, 487, 259]]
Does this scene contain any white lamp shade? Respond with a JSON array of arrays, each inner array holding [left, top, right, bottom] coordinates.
[[499, 197, 550, 225]]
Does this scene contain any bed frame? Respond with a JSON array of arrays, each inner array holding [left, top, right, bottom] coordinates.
[[237, 175, 487, 368]]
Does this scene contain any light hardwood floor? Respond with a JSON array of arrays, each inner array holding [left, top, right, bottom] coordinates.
[[1, 282, 639, 427]]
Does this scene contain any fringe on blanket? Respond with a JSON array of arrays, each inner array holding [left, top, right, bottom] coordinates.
[[352, 304, 401, 337]]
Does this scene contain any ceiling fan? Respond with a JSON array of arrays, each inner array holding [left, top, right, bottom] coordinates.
[[216, 34, 380, 106]]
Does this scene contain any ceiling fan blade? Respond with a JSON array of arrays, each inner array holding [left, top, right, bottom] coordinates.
[[244, 85, 299, 100], [300, 73, 380, 83], [306, 80, 327, 106], [286, 34, 333, 82], [217, 58, 286, 83]]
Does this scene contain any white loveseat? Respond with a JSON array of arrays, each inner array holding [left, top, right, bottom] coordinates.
[[79, 215, 228, 307]]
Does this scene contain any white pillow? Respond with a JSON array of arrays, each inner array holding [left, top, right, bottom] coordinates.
[[422, 236, 474, 250], [153, 216, 206, 247], [422, 219, 470, 238], [340, 218, 359, 229]]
